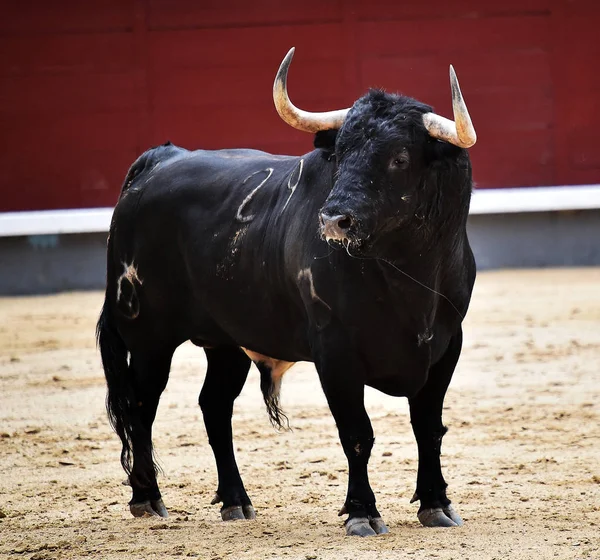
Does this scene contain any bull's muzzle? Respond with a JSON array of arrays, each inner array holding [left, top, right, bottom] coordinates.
[[320, 212, 354, 242]]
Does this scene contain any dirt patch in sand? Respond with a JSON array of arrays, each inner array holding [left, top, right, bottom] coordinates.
[[0, 269, 599, 559]]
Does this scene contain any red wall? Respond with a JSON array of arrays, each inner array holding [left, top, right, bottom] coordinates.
[[1, 0, 599, 212]]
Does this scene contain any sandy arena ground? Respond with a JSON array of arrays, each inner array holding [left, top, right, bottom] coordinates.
[[0, 268, 599, 560]]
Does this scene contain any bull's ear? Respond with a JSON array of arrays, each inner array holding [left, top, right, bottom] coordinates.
[[314, 129, 338, 152]]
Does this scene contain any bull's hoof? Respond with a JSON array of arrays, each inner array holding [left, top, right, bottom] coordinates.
[[418, 505, 463, 527], [242, 504, 256, 520], [442, 505, 463, 526], [345, 517, 376, 537], [212, 491, 256, 521], [221, 504, 256, 521], [369, 516, 390, 534], [345, 516, 389, 537], [130, 498, 168, 518]]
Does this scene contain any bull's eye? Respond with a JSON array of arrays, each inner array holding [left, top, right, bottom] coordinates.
[[390, 151, 410, 170]]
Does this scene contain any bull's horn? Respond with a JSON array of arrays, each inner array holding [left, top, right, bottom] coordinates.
[[273, 47, 350, 133], [422, 65, 477, 148]]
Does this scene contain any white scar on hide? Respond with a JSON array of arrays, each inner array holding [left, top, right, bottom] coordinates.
[[417, 329, 434, 346], [116, 261, 142, 303], [236, 168, 274, 223], [282, 159, 304, 212], [241, 348, 295, 396], [297, 268, 331, 310]]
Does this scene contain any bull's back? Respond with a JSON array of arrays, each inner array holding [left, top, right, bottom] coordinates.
[[110, 144, 313, 357]]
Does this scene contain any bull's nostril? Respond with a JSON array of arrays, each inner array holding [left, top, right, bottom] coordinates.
[[337, 216, 352, 231], [320, 212, 354, 240]]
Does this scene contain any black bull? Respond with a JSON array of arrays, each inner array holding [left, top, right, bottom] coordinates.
[[97, 62, 476, 537]]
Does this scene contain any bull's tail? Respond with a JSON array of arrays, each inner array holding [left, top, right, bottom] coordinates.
[[96, 298, 138, 478]]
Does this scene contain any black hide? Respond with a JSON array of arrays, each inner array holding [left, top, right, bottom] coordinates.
[[97, 90, 476, 534]]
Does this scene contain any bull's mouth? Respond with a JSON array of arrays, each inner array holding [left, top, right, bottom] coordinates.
[[321, 230, 367, 255]]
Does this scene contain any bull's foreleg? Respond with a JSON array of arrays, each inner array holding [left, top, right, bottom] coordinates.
[[314, 346, 388, 536], [409, 329, 464, 528], [199, 346, 255, 521]]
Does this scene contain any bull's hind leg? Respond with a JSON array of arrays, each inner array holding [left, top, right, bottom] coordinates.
[[409, 329, 464, 527], [199, 346, 255, 521], [127, 348, 174, 518]]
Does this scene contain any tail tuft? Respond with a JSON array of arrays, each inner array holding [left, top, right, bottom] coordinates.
[[96, 300, 137, 477], [257, 363, 290, 431]]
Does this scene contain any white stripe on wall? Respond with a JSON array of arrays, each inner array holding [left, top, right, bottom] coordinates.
[[1, 185, 599, 237]]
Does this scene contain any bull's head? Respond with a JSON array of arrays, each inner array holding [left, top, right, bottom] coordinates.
[[273, 48, 477, 251]]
